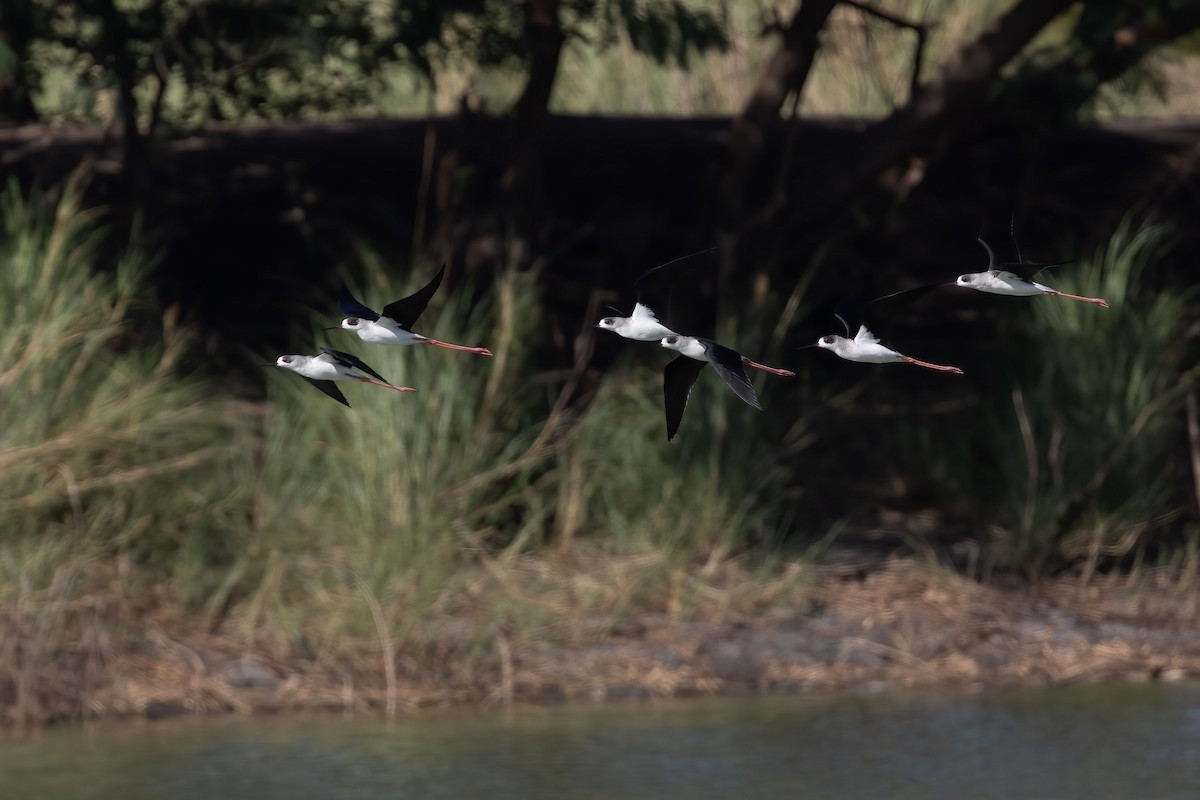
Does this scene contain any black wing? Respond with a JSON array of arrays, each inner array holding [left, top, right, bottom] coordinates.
[[831, 283, 942, 339], [700, 340, 762, 411], [303, 378, 350, 407], [977, 235, 1001, 272], [1002, 257, 1078, 282], [980, 233, 1074, 281], [832, 291, 872, 338], [867, 283, 943, 313], [663, 355, 707, 441], [337, 286, 381, 322], [381, 264, 445, 330], [633, 247, 716, 293], [320, 347, 389, 383]]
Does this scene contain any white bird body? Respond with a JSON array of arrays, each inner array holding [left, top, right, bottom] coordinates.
[[596, 303, 678, 341], [343, 318, 428, 346], [956, 237, 1109, 307], [337, 266, 494, 355], [273, 348, 416, 406], [277, 352, 377, 381], [657, 333, 794, 440], [956, 271, 1060, 297], [659, 333, 709, 360], [818, 326, 906, 363], [816, 325, 963, 374]]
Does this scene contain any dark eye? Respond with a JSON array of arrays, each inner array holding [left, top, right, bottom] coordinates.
[[822, 336, 835, 345], [281, 356, 292, 363], [665, 336, 677, 344], [959, 275, 972, 283], [346, 317, 358, 326], [602, 318, 614, 325]]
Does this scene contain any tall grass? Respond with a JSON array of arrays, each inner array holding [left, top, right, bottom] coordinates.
[[0, 177, 239, 600]]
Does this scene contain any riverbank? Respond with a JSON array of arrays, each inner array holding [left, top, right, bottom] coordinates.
[[6, 553, 1196, 730]]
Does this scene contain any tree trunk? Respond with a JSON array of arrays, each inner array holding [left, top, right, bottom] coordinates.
[[497, 0, 565, 268]]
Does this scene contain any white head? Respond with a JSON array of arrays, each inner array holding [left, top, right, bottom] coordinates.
[[340, 316, 365, 331], [596, 316, 626, 333], [816, 334, 846, 353], [955, 273, 978, 288], [275, 354, 301, 370], [660, 334, 687, 352]]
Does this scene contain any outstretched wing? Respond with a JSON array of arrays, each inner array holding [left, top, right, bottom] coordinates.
[[702, 341, 762, 411], [982, 229, 1075, 281], [663, 356, 707, 441], [1004, 257, 1078, 282], [832, 291, 873, 338], [631, 302, 660, 320], [854, 325, 880, 345], [303, 378, 350, 407], [633, 247, 716, 293], [320, 347, 389, 383], [381, 263, 445, 330], [337, 286, 381, 321], [977, 236, 1001, 273]]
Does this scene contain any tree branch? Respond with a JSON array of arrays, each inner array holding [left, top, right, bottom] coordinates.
[[842, 0, 928, 99], [800, 0, 1076, 222]]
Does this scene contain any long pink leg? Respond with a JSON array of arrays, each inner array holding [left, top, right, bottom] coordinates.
[[1046, 290, 1109, 308], [421, 338, 494, 356], [901, 356, 964, 375], [742, 357, 795, 377], [356, 377, 418, 393]]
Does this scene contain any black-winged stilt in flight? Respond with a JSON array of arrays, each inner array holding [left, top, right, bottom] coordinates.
[[335, 264, 494, 355], [813, 289, 964, 374], [659, 334, 794, 440], [956, 235, 1108, 308], [595, 248, 715, 341], [271, 347, 417, 406]]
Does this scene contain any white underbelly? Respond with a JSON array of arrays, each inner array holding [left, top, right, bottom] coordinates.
[[298, 362, 343, 380], [844, 343, 903, 363], [361, 325, 423, 345], [975, 275, 1045, 296], [623, 321, 677, 341]]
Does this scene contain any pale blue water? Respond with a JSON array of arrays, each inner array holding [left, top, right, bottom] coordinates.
[[2, 683, 1198, 799]]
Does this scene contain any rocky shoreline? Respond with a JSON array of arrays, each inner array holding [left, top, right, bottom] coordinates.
[[9, 558, 1193, 729]]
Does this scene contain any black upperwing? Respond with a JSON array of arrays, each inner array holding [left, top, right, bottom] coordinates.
[[337, 285, 381, 322], [633, 246, 717, 294], [1002, 257, 1078, 282], [380, 263, 446, 330], [826, 283, 944, 342], [303, 378, 350, 407], [701, 340, 762, 411], [632, 247, 716, 329], [320, 347, 389, 383], [663, 355, 707, 441], [980, 230, 1076, 282], [832, 285, 935, 338]]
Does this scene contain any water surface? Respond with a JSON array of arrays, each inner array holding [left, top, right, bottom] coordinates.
[[2, 683, 1198, 799]]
